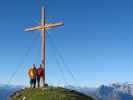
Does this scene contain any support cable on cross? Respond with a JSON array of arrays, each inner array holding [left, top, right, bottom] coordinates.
[[47, 33, 79, 86]]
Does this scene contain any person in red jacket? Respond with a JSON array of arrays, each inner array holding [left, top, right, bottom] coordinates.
[[37, 64, 44, 88]]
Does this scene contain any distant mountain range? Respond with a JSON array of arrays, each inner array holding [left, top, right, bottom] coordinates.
[[66, 83, 133, 100], [0, 84, 22, 100], [96, 83, 133, 100]]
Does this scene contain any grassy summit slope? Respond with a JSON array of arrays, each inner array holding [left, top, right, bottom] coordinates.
[[11, 87, 94, 100]]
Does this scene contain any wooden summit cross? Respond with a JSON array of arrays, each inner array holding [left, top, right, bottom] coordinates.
[[24, 6, 64, 86]]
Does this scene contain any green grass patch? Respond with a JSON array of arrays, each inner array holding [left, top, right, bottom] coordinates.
[[11, 87, 94, 100]]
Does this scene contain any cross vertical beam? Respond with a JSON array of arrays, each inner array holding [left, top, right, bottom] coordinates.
[[41, 6, 45, 86]]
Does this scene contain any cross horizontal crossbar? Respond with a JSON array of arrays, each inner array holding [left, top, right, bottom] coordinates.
[[24, 22, 64, 32]]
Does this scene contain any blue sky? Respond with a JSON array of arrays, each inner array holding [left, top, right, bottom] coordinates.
[[0, 0, 133, 87]]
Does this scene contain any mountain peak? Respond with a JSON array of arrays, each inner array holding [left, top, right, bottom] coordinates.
[[11, 86, 94, 100]]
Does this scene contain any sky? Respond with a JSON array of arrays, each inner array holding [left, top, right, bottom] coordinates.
[[0, 0, 133, 87]]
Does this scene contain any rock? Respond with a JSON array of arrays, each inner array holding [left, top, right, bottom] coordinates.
[[22, 96, 26, 100]]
